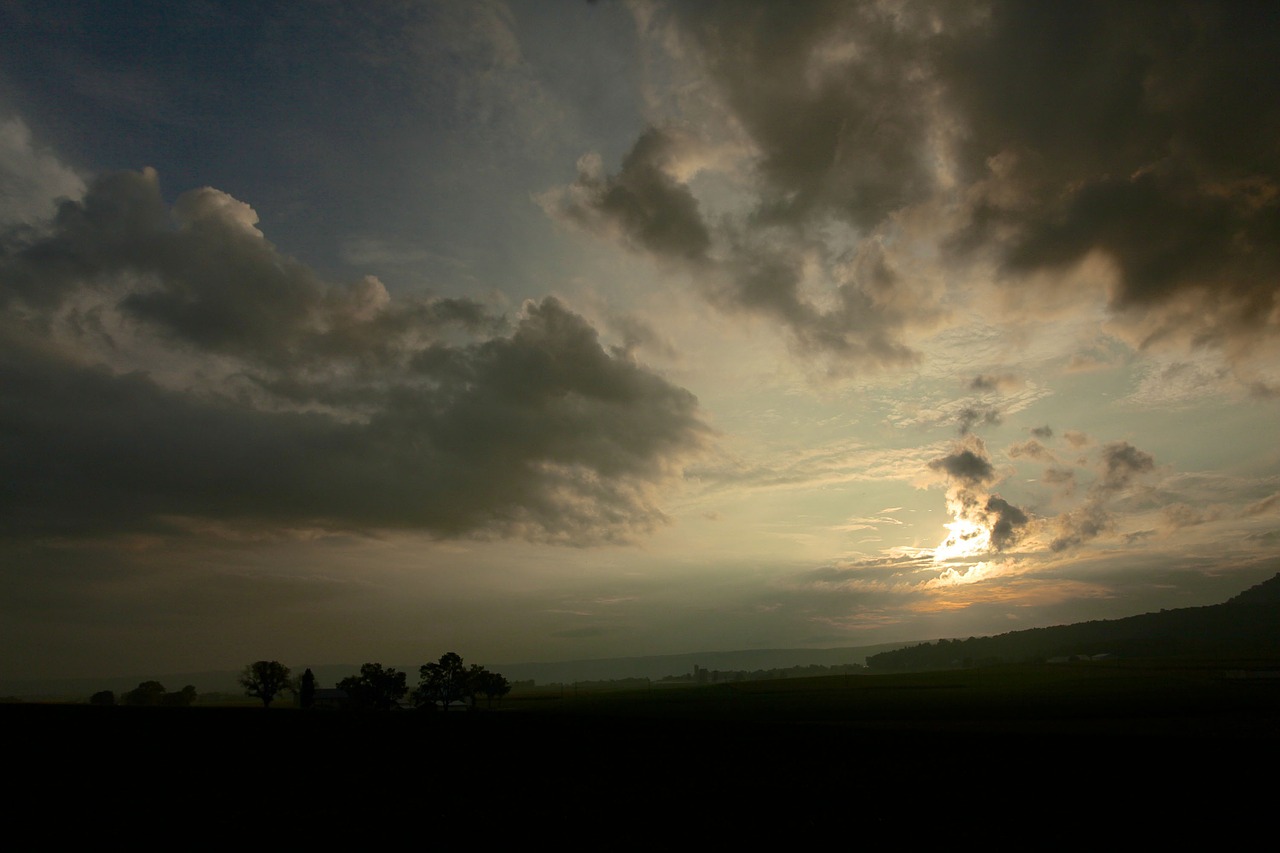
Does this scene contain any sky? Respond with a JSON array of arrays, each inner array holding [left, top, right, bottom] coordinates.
[[2, 0, 1278, 681]]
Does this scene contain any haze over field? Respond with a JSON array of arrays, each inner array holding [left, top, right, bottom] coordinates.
[[2, 1, 1278, 680]]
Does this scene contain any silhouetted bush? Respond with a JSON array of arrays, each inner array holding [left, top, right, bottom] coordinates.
[[123, 681, 166, 706]]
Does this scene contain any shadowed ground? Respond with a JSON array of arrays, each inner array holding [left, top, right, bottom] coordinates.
[[9, 661, 1276, 838]]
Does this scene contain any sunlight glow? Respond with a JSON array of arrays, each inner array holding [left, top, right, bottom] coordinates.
[[933, 518, 991, 562]]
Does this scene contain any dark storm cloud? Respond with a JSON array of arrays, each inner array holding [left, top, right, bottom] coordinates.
[[669, 0, 938, 230], [0, 170, 709, 545], [939, 1, 1280, 351], [985, 495, 1029, 551], [0, 171, 514, 368], [928, 446, 995, 487], [544, 1, 952, 369], [589, 1, 1280, 364], [548, 128, 925, 368], [550, 127, 712, 264]]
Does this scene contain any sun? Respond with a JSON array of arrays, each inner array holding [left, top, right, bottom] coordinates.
[[933, 518, 992, 562]]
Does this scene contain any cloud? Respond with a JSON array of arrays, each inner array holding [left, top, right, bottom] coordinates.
[[1245, 492, 1280, 517], [927, 437, 1029, 556], [1007, 440, 1053, 462], [1048, 440, 1158, 551], [605, 312, 678, 361], [546, 127, 932, 370], [1049, 502, 1112, 552], [583, 2, 1280, 373], [0, 116, 86, 230], [1041, 467, 1078, 495], [1248, 381, 1280, 400], [970, 373, 1022, 393], [928, 434, 1159, 558], [668, 1, 939, 231], [928, 440, 996, 487], [546, 128, 713, 264], [984, 495, 1029, 551], [1063, 430, 1091, 448], [0, 169, 710, 546], [940, 2, 1280, 358], [1098, 441, 1156, 492], [716, 234, 929, 368], [1163, 503, 1219, 529], [956, 404, 1001, 436]]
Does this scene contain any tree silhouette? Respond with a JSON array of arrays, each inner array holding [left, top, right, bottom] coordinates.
[[160, 685, 197, 707], [469, 666, 511, 708], [239, 660, 292, 708], [299, 668, 316, 710], [337, 663, 409, 711], [412, 654, 510, 710], [89, 690, 116, 706], [415, 652, 469, 711], [123, 680, 167, 706]]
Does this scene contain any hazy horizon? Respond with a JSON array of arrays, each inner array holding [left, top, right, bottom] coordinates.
[[2, 2, 1278, 682]]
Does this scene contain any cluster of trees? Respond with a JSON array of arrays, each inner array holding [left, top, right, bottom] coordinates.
[[90, 682, 197, 707], [415, 651, 512, 710], [240, 653, 510, 711], [321, 653, 511, 711]]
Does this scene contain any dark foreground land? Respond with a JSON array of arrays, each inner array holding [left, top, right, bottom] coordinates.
[[9, 660, 1278, 837]]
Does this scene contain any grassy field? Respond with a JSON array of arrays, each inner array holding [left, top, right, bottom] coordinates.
[[7, 659, 1277, 836], [501, 658, 1280, 736]]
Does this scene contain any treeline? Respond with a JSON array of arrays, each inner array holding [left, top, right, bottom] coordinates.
[[88, 681, 197, 707], [85, 652, 511, 710], [250, 652, 510, 711]]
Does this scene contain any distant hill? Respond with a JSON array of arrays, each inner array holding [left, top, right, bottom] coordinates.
[[1227, 571, 1280, 605], [867, 572, 1280, 671]]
